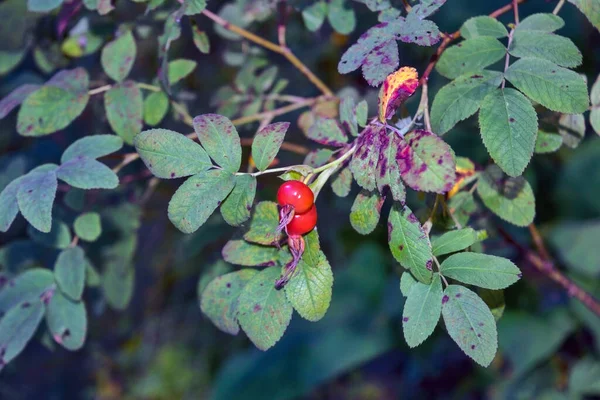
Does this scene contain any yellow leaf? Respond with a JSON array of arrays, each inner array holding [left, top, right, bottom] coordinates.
[[378, 67, 419, 122]]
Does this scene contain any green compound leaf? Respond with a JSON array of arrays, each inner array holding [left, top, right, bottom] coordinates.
[[509, 31, 582, 68], [399, 130, 456, 194], [441, 252, 521, 290], [74, 212, 102, 242], [479, 88, 538, 177], [460, 16, 508, 39], [104, 81, 143, 144], [236, 266, 293, 350], [376, 131, 406, 203], [54, 246, 86, 301], [332, 167, 353, 197], [168, 169, 235, 234], [516, 13, 565, 33], [550, 220, 600, 276], [168, 59, 197, 85], [505, 58, 589, 114], [143, 91, 169, 126], [17, 69, 90, 137], [251, 122, 289, 171], [535, 131, 563, 154], [134, 129, 212, 179], [432, 227, 480, 256], [400, 271, 417, 297], [436, 37, 506, 80], [568, 0, 600, 31], [101, 30, 136, 82], [57, 157, 119, 189], [430, 71, 503, 135], [476, 165, 535, 227], [17, 167, 59, 233], [388, 204, 433, 284], [244, 201, 282, 246], [222, 240, 279, 267], [0, 84, 40, 119], [349, 190, 384, 235], [307, 117, 348, 147], [302, 1, 327, 31], [402, 273, 443, 348], [0, 269, 54, 314], [0, 300, 44, 365], [61, 135, 123, 163], [327, 0, 356, 35], [193, 114, 242, 173], [285, 230, 333, 322], [220, 174, 256, 227], [46, 290, 87, 350], [200, 269, 258, 335], [442, 285, 498, 367]]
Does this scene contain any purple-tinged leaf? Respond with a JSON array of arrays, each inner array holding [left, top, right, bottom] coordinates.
[[332, 166, 352, 197], [350, 190, 385, 235], [339, 96, 358, 136], [397, 129, 456, 193], [306, 117, 348, 147], [376, 131, 406, 203], [193, 114, 242, 173], [410, 0, 446, 19], [251, 122, 289, 171], [362, 40, 399, 87], [350, 125, 385, 191], [46, 67, 89, 93], [304, 149, 333, 168], [0, 84, 40, 119]]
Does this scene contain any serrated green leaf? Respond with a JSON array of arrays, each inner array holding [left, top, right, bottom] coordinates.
[[432, 227, 479, 256], [479, 88, 538, 177], [442, 285, 498, 367], [0, 84, 40, 119], [28, 219, 71, 249], [431, 70, 503, 135], [222, 240, 279, 267], [436, 37, 506, 80], [252, 122, 289, 171], [193, 114, 242, 173], [134, 129, 212, 179], [505, 58, 589, 114], [402, 273, 443, 347], [399, 130, 456, 193], [400, 271, 417, 297], [104, 81, 143, 144], [168, 59, 197, 85], [441, 252, 521, 289], [54, 246, 86, 301], [399, 13, 441, 46], [349, 190, 384, 235], [477, 165, 535, 227], [17, 167, 58, 233], [0, 269, 54, 314], [388, 204, 433, 284], [303, 1, 327, 31], [101, 31, 136, 82], [143, 91, 169, 126], [568, 0, 600, 31], [285, 231, 333, 322], [534, 131, 563, 154], [327, 0, 356, 35], [509, 31, 582, 68], [236, 266, 293, 350], [200, 269, 258, 335], [460, 16, 508, 39], [516, 13, 565, 33], [0, 300, 44, 365], [61, 135, 123, 163], [549, 220, 600, 276], [46, 291, 86, 350], [168, 169, 235, 233], [220, 174, 256, 226], [74, 212, 101, 242], [307, 117, 348, 147], [331, 167, 352, 197], [192, 26, 210, 54], [57, 157, 119, 190], [244, 201, 283, 245]]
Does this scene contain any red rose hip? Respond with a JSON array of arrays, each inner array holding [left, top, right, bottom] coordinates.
[[286, 205, 317, 236], [277, 180, 314, 214]]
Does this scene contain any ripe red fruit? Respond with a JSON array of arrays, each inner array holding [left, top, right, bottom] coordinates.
[[277, 181, 314, 214], [286, 205, 317, 236]]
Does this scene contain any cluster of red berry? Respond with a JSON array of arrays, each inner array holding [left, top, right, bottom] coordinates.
[[276, 180, 317, 236]]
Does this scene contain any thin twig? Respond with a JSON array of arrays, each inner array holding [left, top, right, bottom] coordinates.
[[501, 29, 514, 89], [201, 9, 333, 96], [88, 84, 112, 95], [277, 1, 287, 48], [553, 0, 566, 14], [529, 223, 552, 261], [512, 0, 520, 24]]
